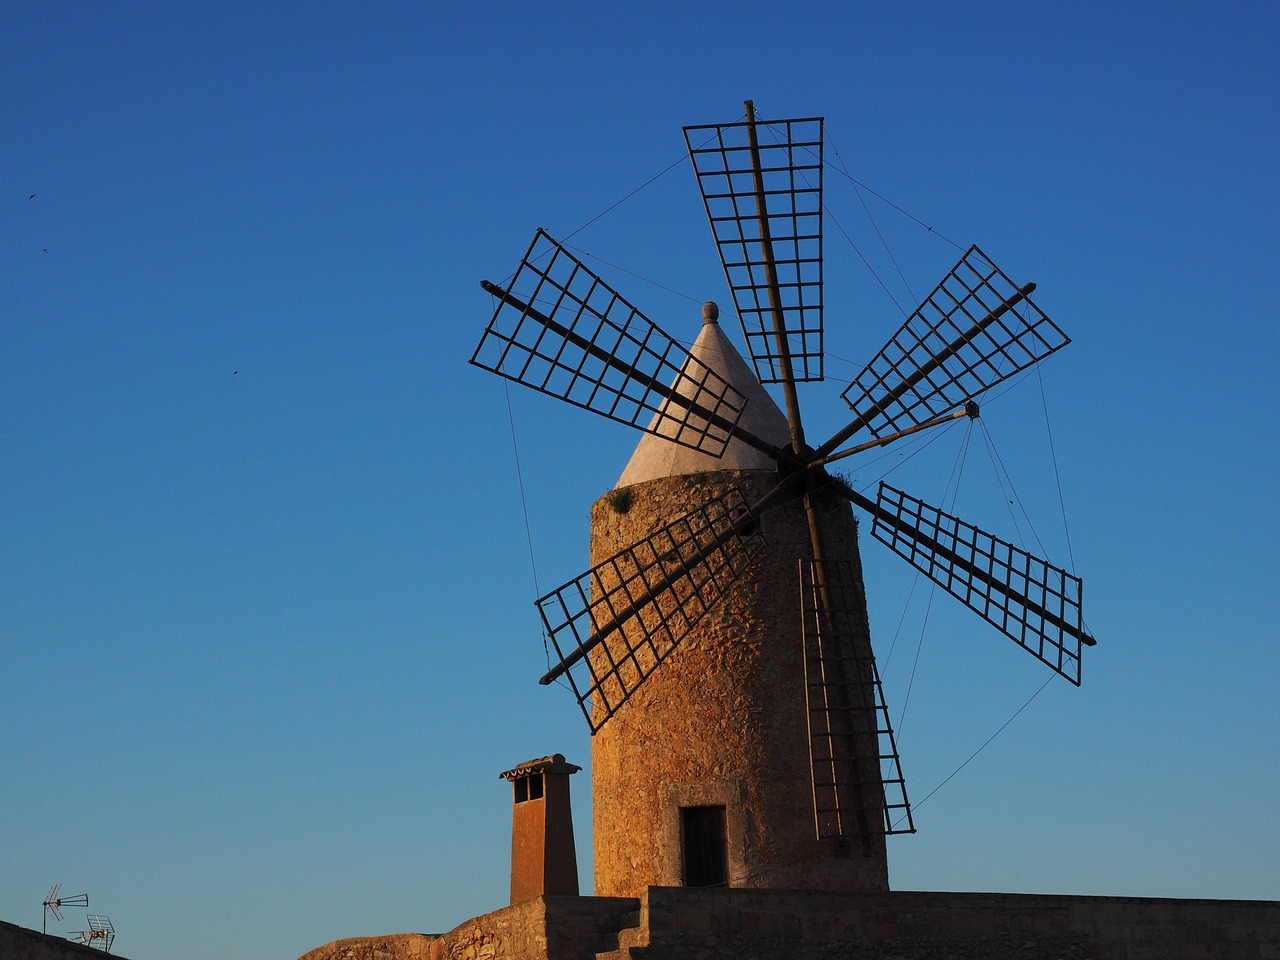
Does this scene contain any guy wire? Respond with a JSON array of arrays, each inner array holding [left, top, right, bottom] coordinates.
[[501, 379, 551, 668]]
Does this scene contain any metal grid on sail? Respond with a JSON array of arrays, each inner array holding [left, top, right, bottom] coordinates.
[[473, 229, 750, 456], [840, 245, 1069, 438], [538, 489, 764, 732], [684, 114, 824, 384], [800, 558, 912, 839], [870, 482, 1086, 684]]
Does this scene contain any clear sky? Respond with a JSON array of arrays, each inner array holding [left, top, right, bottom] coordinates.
[[2, 2, 1277, 959]]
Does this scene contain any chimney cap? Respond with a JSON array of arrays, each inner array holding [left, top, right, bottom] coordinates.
[[499, 753, 582, 780]]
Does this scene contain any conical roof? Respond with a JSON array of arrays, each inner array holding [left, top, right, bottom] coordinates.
[[616, 303, 790, 487]]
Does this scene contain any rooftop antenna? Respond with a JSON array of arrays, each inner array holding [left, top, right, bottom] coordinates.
[[70, 914, 115, 953], [42, 884, 89, 934]]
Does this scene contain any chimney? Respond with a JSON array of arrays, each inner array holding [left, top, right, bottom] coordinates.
[[499, 753, 582, 903]]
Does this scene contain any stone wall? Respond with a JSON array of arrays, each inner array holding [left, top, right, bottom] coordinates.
[[298, 932, 438, 960], [304, 896, 640, 960], [299, 889, 1280, 960], [590, 470, 889, 898], [624, 886, 1280, 960], [0, 919, 132, 960]]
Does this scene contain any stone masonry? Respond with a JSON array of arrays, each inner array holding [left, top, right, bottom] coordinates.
[[296, 888, 1280, 960], [589, 469, 889, 897]]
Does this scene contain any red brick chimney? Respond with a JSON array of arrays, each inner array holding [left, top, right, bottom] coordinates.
[[499, 754, 582, 903]]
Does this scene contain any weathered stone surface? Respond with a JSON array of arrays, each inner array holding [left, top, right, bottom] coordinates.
[[590, 470, 889, 897], [293, 889, 1280, 960], [296, 897, 640, 960], [298, 932, 437, 960]]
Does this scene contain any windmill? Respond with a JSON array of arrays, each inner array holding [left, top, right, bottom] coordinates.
[[472, 101, 1095, 895], [42, 883, 89, 935]]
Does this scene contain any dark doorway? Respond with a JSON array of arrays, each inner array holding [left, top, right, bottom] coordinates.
[[681, 805, 728, 887]]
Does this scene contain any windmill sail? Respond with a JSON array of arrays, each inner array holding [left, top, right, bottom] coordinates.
[[838, 245, 1069, 440], [800, 558, 913, 839], [537, 488, 764, 731], [869, 482, 1091, 684], [474, 230, 754, 457], [685, 109, 824, 384]]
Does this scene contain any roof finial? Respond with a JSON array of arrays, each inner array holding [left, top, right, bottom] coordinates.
[[702, 301, 719, 325]]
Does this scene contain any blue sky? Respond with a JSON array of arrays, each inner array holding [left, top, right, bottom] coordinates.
[[2, 2, 1277, 959]]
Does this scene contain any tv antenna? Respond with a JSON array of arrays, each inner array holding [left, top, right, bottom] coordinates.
[[42, 883, 88, 934], [70, 915, 115, 953]]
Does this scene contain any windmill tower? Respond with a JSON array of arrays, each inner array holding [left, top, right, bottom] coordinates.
[[472, 101, 1095, 898], [588, 302, 893, 894]]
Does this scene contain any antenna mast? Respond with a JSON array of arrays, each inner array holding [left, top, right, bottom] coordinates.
[[42, 884, 89, 935]]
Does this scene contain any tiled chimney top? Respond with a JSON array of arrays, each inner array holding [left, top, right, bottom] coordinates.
[[499, 754, 582, 780]]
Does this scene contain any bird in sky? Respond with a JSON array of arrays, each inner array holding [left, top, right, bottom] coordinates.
[[28, 194, 36, 200]]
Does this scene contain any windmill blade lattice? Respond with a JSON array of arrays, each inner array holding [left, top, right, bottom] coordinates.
[[474, 229, 751, 456], [839, 245, 1070, 439], [800, 558, 912, 839], [869, 482, 1090, 684], [684, 111, 824, 384], [537, 488, 764, 732]]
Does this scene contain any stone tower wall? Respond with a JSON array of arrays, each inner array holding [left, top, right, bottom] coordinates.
[[589, 469, 888, 897]]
